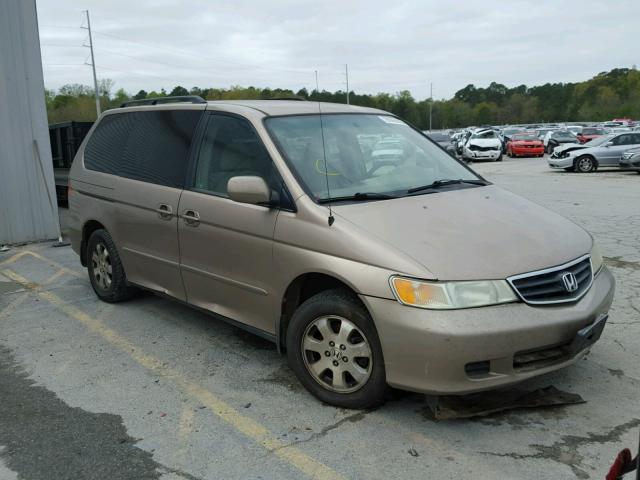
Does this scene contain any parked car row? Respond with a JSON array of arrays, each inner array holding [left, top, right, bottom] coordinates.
[[547, 132, 640, 173]]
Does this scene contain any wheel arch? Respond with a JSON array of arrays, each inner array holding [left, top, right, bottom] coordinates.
[[80, 220, 106, 266], [278, 272, 366, 353], [573, 154, 598, 172]]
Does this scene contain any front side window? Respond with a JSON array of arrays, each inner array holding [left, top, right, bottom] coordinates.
[[193, 114, 276, 197], [612, 134, 632, 146], [265, 114, 480, 201]]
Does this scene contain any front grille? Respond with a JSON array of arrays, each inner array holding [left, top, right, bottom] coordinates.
[[468, 144, 499, 152], [508, 255, 593, 305]]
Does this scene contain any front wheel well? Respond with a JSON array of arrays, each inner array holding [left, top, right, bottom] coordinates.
[[573, 154, 598, 170], [80, 220, 106, 266], [279, 273, 362, 352]]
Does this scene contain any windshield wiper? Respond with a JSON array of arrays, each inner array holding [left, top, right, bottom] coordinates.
[[407, 179, 487, 194], [318, 192, 397, 204]]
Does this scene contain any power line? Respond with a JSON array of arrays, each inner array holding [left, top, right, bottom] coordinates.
[[91, 30, 311, 76]]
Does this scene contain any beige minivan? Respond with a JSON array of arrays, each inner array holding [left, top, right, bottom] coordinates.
[[68, 97, 615, 409]]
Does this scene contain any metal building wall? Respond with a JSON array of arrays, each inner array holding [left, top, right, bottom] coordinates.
[[0, 0, 60, 245]]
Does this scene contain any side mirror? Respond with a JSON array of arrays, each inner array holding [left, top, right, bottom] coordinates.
[[227, 176, 272, 205], [604, 141, 614, 147]]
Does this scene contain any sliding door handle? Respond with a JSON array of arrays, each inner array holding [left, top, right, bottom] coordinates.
[[156, 204, 173, 220]]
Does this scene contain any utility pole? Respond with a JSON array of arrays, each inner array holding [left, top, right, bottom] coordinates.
[[82, 10, 100, 117], [345, 64, 350, 104], [429, 82, 433, 132]]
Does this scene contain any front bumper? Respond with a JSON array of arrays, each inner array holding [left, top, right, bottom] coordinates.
[[361, 266, 615, 395], [620, 159, 640, 170], [512, 147, 544, 156], [464, 148, 501, 160], [548, 156, 575, 169]]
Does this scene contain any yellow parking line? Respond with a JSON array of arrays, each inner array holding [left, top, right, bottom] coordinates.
[[0, 250, 83, 279], [2, 269, 345, 480], [42, 269, 68, 286], [0, 251, 31, 266], [0, 267, 66, 320], [24, 250, 85, 279]]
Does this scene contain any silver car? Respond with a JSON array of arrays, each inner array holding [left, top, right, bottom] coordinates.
[[548, 132, 640, 172]]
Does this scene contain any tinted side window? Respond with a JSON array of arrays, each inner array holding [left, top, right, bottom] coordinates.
[[613, 134, 631, 146], [85, 110, 201, 188], [193, 115, 275, 197]]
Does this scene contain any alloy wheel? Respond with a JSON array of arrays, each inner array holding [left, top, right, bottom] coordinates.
[[91, 242, 112, 290], [301, 315, 372, 393], [577, 157, 594, 173]]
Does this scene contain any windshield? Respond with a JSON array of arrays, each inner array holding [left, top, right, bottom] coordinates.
[[265, 114, 480, 201], [427, 133, 450, 142], [554, 132, 576, 140], [470, 130, 497, 139], [536, 129, 554, 136], [584, 133, 615, 146], [512, 134, 538, 141], [502, 128, 522, 136]]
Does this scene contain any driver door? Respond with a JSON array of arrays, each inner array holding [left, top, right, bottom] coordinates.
[[178, 113, 282, 334]]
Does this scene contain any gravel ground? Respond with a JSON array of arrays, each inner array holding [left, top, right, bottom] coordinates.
[[1, 156, 639, 480]]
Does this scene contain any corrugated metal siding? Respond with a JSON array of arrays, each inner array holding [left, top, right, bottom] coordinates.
[[0, 0, 60, 244]]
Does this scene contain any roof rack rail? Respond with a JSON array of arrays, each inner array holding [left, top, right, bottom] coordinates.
[[120, 95, 206, 108], [271, 96, 307, 101]]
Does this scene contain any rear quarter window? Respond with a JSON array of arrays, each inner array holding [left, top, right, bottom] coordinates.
[[84, 110, 202, 188]]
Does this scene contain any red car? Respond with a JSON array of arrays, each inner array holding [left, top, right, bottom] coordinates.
[[506, 133, 545, 157], [576, 127, 606, 144]]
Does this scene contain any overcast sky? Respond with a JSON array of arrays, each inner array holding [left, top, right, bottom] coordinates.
[[37, 0, 639, 100]]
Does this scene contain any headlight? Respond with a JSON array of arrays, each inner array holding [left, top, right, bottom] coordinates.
[[390, 276, 517, 310], [591, 242, 603, 275]]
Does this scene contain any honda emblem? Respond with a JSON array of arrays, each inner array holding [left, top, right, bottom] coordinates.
[[561, 272, 579, 293]]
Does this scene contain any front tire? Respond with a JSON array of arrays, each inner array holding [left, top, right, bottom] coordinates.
[[87, 229, 136, 303], [575, 155, 596, 173], [286, 289, 387, 409]]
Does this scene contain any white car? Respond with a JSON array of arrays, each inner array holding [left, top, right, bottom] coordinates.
[[462, 129, 502, 162]]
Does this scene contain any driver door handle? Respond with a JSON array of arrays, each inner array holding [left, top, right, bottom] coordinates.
[[181, 210, 200, 227]]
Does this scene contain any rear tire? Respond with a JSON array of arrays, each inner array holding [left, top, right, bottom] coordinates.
[[87, 229, 136, 303], [286, 289, 387, 409]]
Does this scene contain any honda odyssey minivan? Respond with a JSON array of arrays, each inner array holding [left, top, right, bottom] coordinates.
[[68, 97, 615, 409]]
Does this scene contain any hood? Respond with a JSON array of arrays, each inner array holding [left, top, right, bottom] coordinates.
[[333, 185, 592, 280], [467, 138, 501, 148], [555, 143, 587, 155], [512, 140, 542, 145]]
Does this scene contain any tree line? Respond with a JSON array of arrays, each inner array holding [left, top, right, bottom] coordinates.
[[45, 67, 640, 129]]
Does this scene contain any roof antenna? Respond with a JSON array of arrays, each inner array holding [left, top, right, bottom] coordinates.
[[315, 70, 335, 226]]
